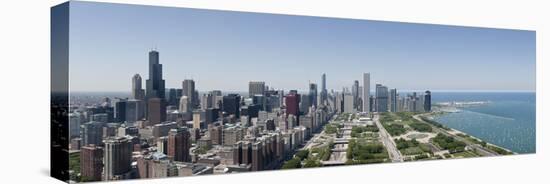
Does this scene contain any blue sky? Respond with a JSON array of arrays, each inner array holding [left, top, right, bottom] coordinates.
[[67, 1, 536, 92]]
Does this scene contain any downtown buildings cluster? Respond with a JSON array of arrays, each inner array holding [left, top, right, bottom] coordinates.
[[67, 50, 432, 182]]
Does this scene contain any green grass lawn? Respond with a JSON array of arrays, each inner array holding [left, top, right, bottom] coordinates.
[[395, 138, 432, 156], [69, 152, 80, 173], [451, 151, 478, 158], [346, 138, 389, 164], [380, 112, 434, 136], [431, 133, 466, 153], [401, 147, 424, 155], [324, 124, 339, 134], [383, 123, 407, 136]]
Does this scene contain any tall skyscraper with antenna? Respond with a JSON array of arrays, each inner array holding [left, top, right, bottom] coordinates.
[[145, 50, 165, 100]]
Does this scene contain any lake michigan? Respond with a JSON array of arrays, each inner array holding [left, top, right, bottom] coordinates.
[[431, 92, 535, 154]]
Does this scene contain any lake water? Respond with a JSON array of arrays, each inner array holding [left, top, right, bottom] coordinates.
[[431, 92, 535, 154]]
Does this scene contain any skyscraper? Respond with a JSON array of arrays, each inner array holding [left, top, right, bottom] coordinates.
[[309, 83, 318, 107], [249, 81, 266, 97], [389, 88, 397, 112], [167, 128, 191, 162], [69, 113, 81, 138], [145, 50, 165, 100], [241, 142, 252, 165], [104, 137, 132, 181], [233, 142, 243, 165], [208, 123, 222, 145], [362, 73, 370, 113], [358, 86, 363, 112], [131, 74, 145, 100], [168, 88, 178, 106], [211, 90, 222, 96], [424, 90, 432, 112], [223, 94, 241, 118], [205, 108, 219, 124], [320, 74, 327, 104], [193, 111, 201, 129], [411, 92, 418, 112], [147, 98, 166, 126], [369, 96, 375, 112], [343, 93, 354, 113], [300, 94, 311, 114], [114, 99, 127, 123], [375, 84, 389, 112], [252, 95, 266, 111], [418, 94, 425, 112], [179, 96, 190, 113], [335, 92, 343, 113], [193, 90, 200, 109], [176, 89, 183, 101], [285, 93, 300, 124], [126, 99, 144, 123], [201, 93, 213, 110], [81, 121, 104, 146], [352, 80, 359, 109], [251, 142, 263, 171], [182, 79, 196, 109]]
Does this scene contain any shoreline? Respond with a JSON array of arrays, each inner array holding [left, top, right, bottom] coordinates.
[[424, 112, 516, 155]]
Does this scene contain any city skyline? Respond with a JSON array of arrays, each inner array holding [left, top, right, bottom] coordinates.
[[68, 1, 535, 92], [52, 2, 536, 183]]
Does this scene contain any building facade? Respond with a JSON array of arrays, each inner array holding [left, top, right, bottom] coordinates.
[[104, 137, 132, 181]]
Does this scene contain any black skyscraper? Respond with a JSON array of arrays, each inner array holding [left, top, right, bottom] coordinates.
[[145, 50, 165, 100], [424, 90, 432, 112], [223, 94, 241, 118], [352, 80, 359, 108], [309, 83, 318, 107], [114, 99, 127, 122], [168, 88, 177, 106]]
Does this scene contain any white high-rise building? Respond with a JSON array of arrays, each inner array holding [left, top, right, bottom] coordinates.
[[179, 96, 190, 113], [362, 73, 370, 113]]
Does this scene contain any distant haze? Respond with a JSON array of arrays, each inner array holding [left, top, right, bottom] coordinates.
[[67, 1, 536, 93]]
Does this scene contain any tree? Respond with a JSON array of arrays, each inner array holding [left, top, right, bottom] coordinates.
[[303, 159, 322, 168], [410, 122, 432, 132], [282, 158, 302, 169], [432, 133, 466, 153], [295, 150, 310, 160]]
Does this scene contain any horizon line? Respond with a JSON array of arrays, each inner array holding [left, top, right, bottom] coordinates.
[[67, 89, 536, 93]]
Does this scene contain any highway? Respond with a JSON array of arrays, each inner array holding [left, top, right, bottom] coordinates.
[[373, 114, 403, 162]]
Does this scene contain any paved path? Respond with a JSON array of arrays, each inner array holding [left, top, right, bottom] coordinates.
[[412, 114, 499, 157], [374, 114, 403, 162]]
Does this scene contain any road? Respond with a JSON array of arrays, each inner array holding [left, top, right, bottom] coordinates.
[[412, 114, 499, 157], [302, 114, 337, 150], [373, 114, 403, 162], [302, 132, 324, 150]]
